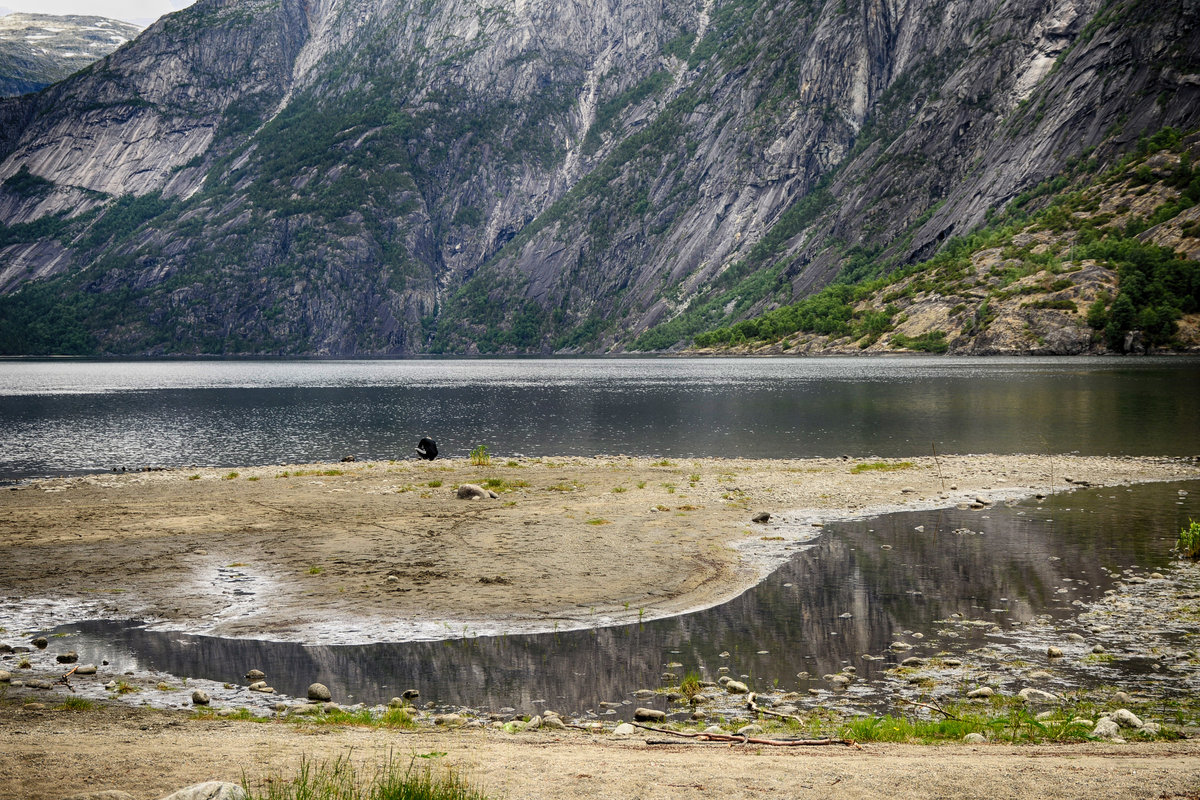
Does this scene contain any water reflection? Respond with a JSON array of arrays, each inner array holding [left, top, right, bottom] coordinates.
[[54, 480, 1199, 715]]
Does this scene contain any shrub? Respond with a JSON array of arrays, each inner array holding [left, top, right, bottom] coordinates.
[[1179, 519, 1200, 559], [469, 445, 491, 467]]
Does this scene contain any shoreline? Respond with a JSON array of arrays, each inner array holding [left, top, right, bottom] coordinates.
[[1, 453, 1197, 645]]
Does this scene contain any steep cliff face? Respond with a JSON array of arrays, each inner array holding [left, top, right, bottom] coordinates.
[[0, 0, 1197, 355], [0, 13, 142, 97]]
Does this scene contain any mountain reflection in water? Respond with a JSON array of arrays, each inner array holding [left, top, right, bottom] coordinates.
[[56, 480, 1199, 715]]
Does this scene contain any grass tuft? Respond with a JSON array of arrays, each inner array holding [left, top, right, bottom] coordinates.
[[245, 754, 488, 800]]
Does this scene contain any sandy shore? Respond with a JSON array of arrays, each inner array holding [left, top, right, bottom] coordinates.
[[1, 453, 1197, 643]]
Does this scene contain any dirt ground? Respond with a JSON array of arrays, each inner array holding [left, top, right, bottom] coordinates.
[[1, 454, 1196, 643], [1, 701, 1199, 800]]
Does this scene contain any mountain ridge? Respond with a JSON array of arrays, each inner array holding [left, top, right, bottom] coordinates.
[[0, 0, 1197, 355]]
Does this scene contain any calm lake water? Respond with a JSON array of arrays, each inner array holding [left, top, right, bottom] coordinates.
[[2, 356, 1199, 479], [52, 479, 1200, 715]]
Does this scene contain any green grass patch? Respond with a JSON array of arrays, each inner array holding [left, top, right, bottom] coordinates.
[[850, 461, 914, 474], [244, 753, 488, 800]]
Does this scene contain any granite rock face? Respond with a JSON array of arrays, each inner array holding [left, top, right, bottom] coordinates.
[[0, 0, 1196, 355]]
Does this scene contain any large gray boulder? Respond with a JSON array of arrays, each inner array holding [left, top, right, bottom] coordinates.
[[154, 783, 246, 800]]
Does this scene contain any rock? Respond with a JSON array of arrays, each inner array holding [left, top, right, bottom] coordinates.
[[1093, 718, 1123, 739], [633, 707, 666, 722], [154, 782, 247, 800], [340, 454, 356, 462], [61, 791, 138, 800], [26, 679, 53, 689], [1112, 691, 1132, 704], [388, 697, 406, 708], [401, 688, 420, 700], [0, 643, 10, 653], [191, 690, 211, 705], [244, 669, 265, 681], [456, 484, 491, 500], [1066, 633, 1086, 642], [963, 732, 987, 743], [307, 683, 332, 702], [434, 713, 464, 726], [890, 642, 912, 651], [736, 724, 763, 736], [751, 511, 771, 524], [56, 651, 79, 663], [1141, 722, 1162, 736], [633, 689, 656, 697], [612, 722, 636, 736], [828, 675, 851, 690], [274, 703, 288, 713], [724, 680, 749, 694], [1110, 709, 1144, 729], [32, 637, 47, 649], [1018, 688, 1059, 703], [542, 715, 567, 730], [1027, 670, 1053, 680], [23, 702, 46, 710], [1092, 644, 1106, 654], [900, 657, 923, 666], [0, 671, 10, 682], [1047, 646, 1064, 658], [157, 682, 172, 691], [525, 715, 542, 730]]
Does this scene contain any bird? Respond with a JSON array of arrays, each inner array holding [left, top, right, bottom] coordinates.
[[416, 437, 438, 460]]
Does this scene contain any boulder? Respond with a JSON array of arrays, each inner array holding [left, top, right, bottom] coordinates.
[[154, 782, 247, 800], [963, 733, 987, 743], [56, 651, 79, 664], [32, 637, 48, 649], [401, 688, 420, 700], [191, 690, 211, 706], [633, 707, 666, 722], [542, 715, 567, 730], [434, 713, 465, 726], [612, 722, 636, 736], [1110, 709, 1144, 729], [244, 670, 265, 681], [307, 683, 332, 702], [736, 724, 763, 736], [75, 664, 98, 675], [967, 687, 995, 699], [1093, 718, 1122, 739], [0, 670, 11, 683], [724, 680, 749, 694], [61, 792, 137, 800], [751, 511, 771, 524], [1018, 688, 1060, 703], [1047, 646, 1064, 658]]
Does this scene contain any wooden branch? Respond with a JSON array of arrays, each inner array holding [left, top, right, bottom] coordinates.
[[631, 722, 860, 749], [58, 665, 78, 693], [746, 693, 804, 725], [896, 697, 959, 720]]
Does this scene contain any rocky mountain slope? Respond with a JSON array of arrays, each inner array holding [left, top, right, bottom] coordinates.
[[0, 13, 142, 97], [0, 0, 1197, 355], [693, 129, 1200, 354]]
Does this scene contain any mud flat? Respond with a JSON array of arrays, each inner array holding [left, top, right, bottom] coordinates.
[[1, 454, 1196, 643]]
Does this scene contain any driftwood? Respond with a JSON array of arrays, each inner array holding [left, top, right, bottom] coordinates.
[[896, 697, 959, 720], [58, 665, 78, 693], [746, 693, 805, 725], [631, 722, 860, 749]]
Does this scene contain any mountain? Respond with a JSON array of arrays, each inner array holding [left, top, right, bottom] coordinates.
[[0, 13, 143, 97], [0, 0, 1197, 356]]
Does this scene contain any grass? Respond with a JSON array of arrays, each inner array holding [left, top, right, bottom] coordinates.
[[56, 696, 95, 711], [1178, 519, 1200, 559], [308, 565, 324, 575], [427, 480, 443, 488], [850, 461, 915, 474], [245, 753, 487, 800], [469, 445, 491, 467], [585, 518, 611, 525], [680, 671, 702, 701], [223, 472, 240, 480], [188, 474, 201, 480], [111, 680, 139, 694]]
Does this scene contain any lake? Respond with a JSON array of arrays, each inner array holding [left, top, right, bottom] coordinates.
[[3, 356, 1199, 480]]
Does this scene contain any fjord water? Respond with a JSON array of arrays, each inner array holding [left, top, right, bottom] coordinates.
[[2, 356, 1200, 479], [54, 479, 1200, 714]]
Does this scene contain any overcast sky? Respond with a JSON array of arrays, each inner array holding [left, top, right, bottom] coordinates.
[[0, 0, 196, 26]]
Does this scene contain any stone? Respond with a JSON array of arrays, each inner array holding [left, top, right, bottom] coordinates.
[[457, 484, 491, 500], [1092, 644, 1106, 654], [890, 641, 912, 651], [434, 713, 464, 726], [1141, 722, 1162, 736], [61, 792, 138, 800], [402, 688, 420, 700], [751, 511, 771, 524], [154, 782, 247, 800], [633, 707, 666, 722], [1093, 718, 1122, 739], [249, 682, 275, 693], [829, 675, 851, 690], [736, 724, 763, 736], [1110, 709, 1144, 729], [307, 682, 332, 702], [56, 651, 79, 663], [23, 702, 46, 710], [703, 725, 725, 734], [389, 697, 406, 708], [157, 682, 172, 691], [963, 733, 987, 743], [612, 722, 636, 736], [1112, 691, 1132, 704], [1018, 688, 1059, 703], [525, 715, 542, 730], [900, 657, 923, 666], [244, 669, 265, 681], [724, 680, 749, 694], [74, 664, 98, 675], [1027, 670, 1053, 680], [634, 689, 656, 697], [32, 637, 48, 649], [1047, 646, 1064, 658], [191, 690, 211, 705], [0, 670, 10, 682], [1066, 633, 1086, 642], [542, 715, 567, 730]]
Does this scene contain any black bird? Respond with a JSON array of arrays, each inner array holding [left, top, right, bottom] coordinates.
[[416, 437, 438, 460]]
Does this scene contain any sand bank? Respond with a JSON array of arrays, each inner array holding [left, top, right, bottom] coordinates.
[[2, 454, 1196, 644]]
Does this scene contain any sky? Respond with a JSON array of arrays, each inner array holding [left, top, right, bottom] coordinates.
[[0, 0, 195, 26]]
